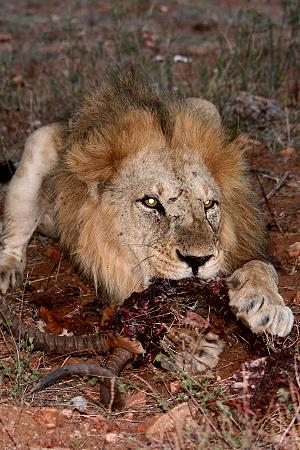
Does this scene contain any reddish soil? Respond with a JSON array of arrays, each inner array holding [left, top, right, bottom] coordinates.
[[0, 1, 299, 448], [1, 115, 299, 450]]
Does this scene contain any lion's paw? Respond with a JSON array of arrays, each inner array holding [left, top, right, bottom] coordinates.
[[161, 332, 225, 374], [227, 260, 294, 337], [0, 252, 24, 293]]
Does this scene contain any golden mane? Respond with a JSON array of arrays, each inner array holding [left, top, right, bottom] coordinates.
[[54, 72, 268, 301]]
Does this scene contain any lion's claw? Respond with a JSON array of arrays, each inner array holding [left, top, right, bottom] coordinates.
[[227, 260, 294, 337]]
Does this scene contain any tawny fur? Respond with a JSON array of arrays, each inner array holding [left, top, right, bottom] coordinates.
[[0, 70, 294, 337], [55, 73, 266, 301]]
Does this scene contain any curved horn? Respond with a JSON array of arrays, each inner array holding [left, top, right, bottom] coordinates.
[[0, 298, 141, 355], [31, 362, 126, 410], [31, 363, 115, 393], [99, 347, 133, 409]]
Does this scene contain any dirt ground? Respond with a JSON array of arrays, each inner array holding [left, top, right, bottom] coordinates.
[[0, 1, 299, 448]]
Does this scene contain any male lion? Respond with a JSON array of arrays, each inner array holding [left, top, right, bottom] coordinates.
[[0, 70, 294, 338]]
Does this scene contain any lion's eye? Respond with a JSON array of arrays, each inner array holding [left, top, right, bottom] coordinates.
[[140, 196, 165, 215], [143, 197, 159, 208], [204, 199, 216, 209]]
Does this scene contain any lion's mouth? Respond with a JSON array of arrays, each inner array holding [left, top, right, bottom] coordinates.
[[151, 251, 224, 282], [176, 250, 214, 276]]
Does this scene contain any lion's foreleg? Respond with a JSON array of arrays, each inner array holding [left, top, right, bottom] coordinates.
[[0, 124, 60, 293], [226, 260, 294, 337]]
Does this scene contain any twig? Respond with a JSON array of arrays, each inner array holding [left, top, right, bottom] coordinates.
[[258, 173, 279, 182], [28, 273, 67, 284], [259, 171, 289, 204], [285, 107, 292, 148], [45, 261, 59, 290], [279, 403, 300, 444], [256, 174, 284, 235], [0, 416, 18, 447], [251, 167, 275, 177]]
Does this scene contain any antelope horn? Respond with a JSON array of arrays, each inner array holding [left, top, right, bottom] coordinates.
[[31, 362, 126, 410], [31, 363, 115, 393], [100, 347, 133, 409], [0, 298, 142, 355], [31, 351, 133, 410]]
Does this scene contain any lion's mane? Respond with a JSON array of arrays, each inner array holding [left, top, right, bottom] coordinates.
[[54, 70, 267, 303]]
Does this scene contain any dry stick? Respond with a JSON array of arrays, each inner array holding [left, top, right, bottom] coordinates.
[[258, 171, 289, 205], [256, 174, 285, 235], [279, 402, 300, 443], [0, 416, 18, 447], [285, 107, 292, 148], [251, 167, 275, 177], [45, 261, 59, 290]]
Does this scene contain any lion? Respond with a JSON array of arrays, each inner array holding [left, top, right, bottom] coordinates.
[[0, 69, 294, 343]]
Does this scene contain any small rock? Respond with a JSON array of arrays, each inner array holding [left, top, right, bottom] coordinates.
[[105, 432, 119, 443], [31, 119, 42, 129], [223, 92, 284, 127], [159, 5, 168, 13], [170, 381, 181, 395], [71, 395, 88, 411], [146, 402, 197, 436], [173, 54, 192, 63], [153, 54, 164, 62], [278, 147, 296, 157], [288, 242, 300, 259]]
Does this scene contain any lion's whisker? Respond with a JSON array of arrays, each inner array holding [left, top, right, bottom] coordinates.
[[133, 254, 156, 271]]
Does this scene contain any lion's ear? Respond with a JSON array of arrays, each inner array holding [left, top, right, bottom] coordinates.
[[185, 98, 221, 125]]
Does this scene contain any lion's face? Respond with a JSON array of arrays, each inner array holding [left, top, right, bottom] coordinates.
[[57, 73, 267, 303], [104, 148, 224, 285]]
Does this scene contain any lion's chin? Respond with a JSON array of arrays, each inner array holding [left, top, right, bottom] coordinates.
[[196, 253, 225, 280], [150, 269, 219, 282]]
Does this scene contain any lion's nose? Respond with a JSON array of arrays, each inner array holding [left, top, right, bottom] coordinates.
[[176, 250, 213, 276]]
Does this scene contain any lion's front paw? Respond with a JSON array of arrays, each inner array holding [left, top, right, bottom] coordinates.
[[161, 331, 225, 374], [227, 260, 294, 337], [0, 253, 24, 293]]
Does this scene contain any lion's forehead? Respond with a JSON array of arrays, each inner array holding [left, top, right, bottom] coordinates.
[[116, 148, 220, 202]]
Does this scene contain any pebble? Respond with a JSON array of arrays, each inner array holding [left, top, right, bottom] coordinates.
[[71, 396, 88, 411]]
